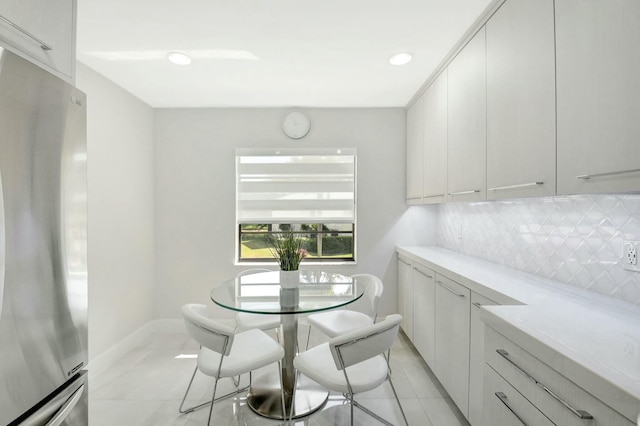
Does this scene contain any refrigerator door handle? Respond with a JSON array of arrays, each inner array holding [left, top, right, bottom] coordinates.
[[0, 165, 4, 320], [44, 384, 84, 426], [15, 372, 86, 426]]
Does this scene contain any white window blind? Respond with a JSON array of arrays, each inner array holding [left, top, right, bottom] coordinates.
[[236, 148, 356, 224]]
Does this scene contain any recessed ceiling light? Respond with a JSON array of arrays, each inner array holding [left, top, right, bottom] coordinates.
[[167, 51, 192, 66], [389, 53, 412, 66]]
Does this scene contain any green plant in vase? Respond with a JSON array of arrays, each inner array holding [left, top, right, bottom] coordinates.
[[267, 231, 308, 271]]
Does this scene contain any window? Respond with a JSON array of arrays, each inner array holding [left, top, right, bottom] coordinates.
[[236, 148, 356, 263]]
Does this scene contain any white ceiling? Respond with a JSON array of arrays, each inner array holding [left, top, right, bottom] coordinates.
[[76, 0, 493, 108]]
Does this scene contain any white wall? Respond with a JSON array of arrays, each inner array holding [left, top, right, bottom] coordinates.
[[153, 108, 437, 320], [76, 63, 156, 360]]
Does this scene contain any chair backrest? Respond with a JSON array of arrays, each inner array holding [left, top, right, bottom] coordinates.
[[236, 268, 272, 277], [329, 314, 402, 370], [349, 274, 383, 320], [182, 304, 236, 356]]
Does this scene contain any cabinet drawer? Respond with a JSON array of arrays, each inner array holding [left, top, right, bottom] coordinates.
[[484, 363, 554, 426], [486, 327, 634, 426]]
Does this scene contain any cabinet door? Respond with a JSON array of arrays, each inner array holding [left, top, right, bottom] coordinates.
[[447, 27, 486, 202], [434, 274, 471, 418], [468, 292, 498, 426], [556, 0, 640, 194], [486, 0, 556, 200], [406, 95, 424, 203], [0, 0, 75, 81], [397, 256, 414, 340], [412, 265, 436, 366], [422, 70, 447, 204]]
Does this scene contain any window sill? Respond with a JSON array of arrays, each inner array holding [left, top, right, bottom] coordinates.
[[235, 260, 357, 267]]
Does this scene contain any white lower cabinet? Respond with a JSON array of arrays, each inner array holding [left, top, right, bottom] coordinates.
[[398, 249, 639, 426], [468, 292, 498, 426], [412, 265, 436, 366], [484, 326, 634, 426], [397, 255, 414, 340], [397, 255, 436, 365], [434, 274, 471, 418]]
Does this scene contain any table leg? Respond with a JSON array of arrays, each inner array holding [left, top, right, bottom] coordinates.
[[247, 314, 328, 419], [281, 311, 297, 403]]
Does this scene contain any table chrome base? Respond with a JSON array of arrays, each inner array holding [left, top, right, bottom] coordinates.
[[247, 372, 329, 420]]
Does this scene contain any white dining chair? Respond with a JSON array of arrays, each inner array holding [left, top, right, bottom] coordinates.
[[234, 269, 281, 340], [179, 304, 285, 425], [305, 273, 383, 348], [292, 314, 408, 426]]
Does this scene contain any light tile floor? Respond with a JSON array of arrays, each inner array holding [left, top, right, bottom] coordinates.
[[89, 326, 470, 426]]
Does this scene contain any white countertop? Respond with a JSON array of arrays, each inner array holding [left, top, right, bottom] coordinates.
[[397, 246, 640, 421]]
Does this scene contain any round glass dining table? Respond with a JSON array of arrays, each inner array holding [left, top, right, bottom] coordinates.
[[210, 270, 364, 420]]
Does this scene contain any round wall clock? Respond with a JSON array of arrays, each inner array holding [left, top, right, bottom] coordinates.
[[282, 111, 311, 139]]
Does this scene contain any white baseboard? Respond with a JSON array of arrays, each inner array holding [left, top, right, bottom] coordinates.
[[86, 319, 184, 380], [152, 318, 185, 333]]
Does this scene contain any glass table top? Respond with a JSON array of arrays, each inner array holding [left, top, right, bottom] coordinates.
[[210, 270, 363, 315]]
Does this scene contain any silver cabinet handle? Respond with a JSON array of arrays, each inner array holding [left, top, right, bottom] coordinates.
[[424, 193, 445, 198], [488, 182, 543, 191], [496, 349, 593, 419], [414, 267, 433, 279], [398, 257, 411, 266], [0, 15, 53, 50], [448, 189, 480, 195], [577, 168, 640, 180], [472, 302, 483, 308], [436, 280, 465, 297], [495, 392, 529, 426]]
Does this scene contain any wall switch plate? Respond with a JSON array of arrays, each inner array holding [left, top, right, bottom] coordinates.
[[623, 241, 640, 272]]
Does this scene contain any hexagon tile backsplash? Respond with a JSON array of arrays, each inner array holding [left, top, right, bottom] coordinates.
[[438, 194, 640, 307]]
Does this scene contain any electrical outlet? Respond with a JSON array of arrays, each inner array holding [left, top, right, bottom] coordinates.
[[623, 241, 640, 272], [629, 246, 637, 265]]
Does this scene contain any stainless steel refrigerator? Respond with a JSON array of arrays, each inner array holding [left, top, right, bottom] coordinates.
[[0, 47, 88, 425]]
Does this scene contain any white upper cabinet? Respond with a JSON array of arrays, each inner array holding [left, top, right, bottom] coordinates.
[[0, 0, 75, 81], [447, 27, 487, 202], [422, 70, 448, 204], [556, 0, 640, 194], [486, 0, 556, 200], [406, 94, 424, 203]]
